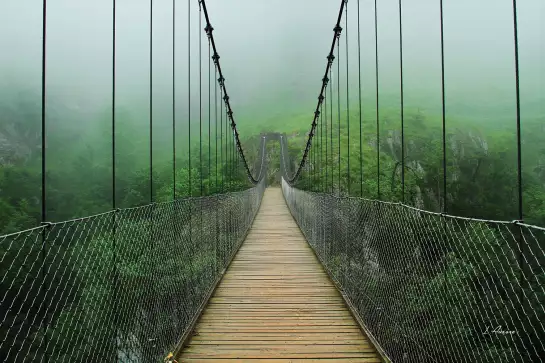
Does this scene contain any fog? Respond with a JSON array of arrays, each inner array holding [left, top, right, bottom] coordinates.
[[1, 0, 542, 126], [0, 0, 543, 220]]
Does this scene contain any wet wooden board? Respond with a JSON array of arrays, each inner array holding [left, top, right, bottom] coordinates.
[[178, 187, 380, 362]]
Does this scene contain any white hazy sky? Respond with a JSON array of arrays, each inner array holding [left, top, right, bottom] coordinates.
[[0, 0, 543, 127]]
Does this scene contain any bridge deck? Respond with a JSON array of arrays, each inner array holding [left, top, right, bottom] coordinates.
[[179, 187, 381, 362]]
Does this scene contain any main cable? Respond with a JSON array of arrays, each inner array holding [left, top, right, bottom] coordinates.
[[201, 0, 260, 184], [284, 0, 346, 184]]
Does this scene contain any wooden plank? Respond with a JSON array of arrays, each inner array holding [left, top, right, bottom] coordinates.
[[177, 187, 381, 361]]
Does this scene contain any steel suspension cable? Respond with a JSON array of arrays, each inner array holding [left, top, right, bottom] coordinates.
[[358, 0, 363, 197], [511, 0, 526, 333], [310, 134, 313, 190], [345, 1, 350, 196], [438, 6, 451, 363], [201, 0, 260, 184], [284, 0, 346, 184], [374, 0, 380, 199], [187, 0, 191, 196], [232, 121, 235, 187], [223, 106, 231, 190], [215, 63, 218, 192], [512, 0, 522, 222], [231, 109, 235, 188], [208, 31, 212, 194], [199, 2, 203, 196], [40, 1, 49, 360], [330, 66, 334, 193], [399, 0, 405, 203], [320, 100, 323, 192], [148, 1, 156, 357], [313, 131, 316, 190], [112, 0, 117, 210], [172, 0, 176, 200], [111, 0, 118, 358], [337, 39, 341, 195], [149, 0, 153, 203], [439, 0, 446, 213], [220, 81, 224, 192], [325, 76, 329, 193]]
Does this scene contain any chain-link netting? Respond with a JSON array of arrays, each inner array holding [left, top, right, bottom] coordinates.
[[0, 177, 265, 363], [282, 179, 544, 363]]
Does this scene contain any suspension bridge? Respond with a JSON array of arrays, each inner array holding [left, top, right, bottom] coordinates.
[[1, 0, 544, 362]]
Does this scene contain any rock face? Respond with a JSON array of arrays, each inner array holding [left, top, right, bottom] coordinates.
[[379, 125, 489, 211], [0, 127, 37, 166], [0, 90, 42, 167]]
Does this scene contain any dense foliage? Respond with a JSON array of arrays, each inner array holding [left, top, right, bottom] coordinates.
[[1, 81, 543, 362]]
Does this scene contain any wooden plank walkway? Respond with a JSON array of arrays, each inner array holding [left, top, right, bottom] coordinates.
[[178, 187, 381, 362]]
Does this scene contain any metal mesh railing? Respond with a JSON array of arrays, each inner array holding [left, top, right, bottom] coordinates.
[[282, 179, 544, 363], [0, 178, 265, 363]]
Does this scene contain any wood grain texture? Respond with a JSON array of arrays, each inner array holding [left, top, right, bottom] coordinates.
[[178, 187, 380, 362]]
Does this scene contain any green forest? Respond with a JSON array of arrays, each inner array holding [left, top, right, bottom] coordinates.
[[288, 98, 545, 227], [1, 67, 544, 363], [2, 85, 543, 235]]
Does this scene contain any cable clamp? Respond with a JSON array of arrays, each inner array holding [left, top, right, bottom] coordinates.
[[334, 25, 343, 36], [212, 53, 220, 64], [322, 76, 329, 85], [327, 54, 335, 63], [218, 76, 225, 86], [204, 24, 214, 37]]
